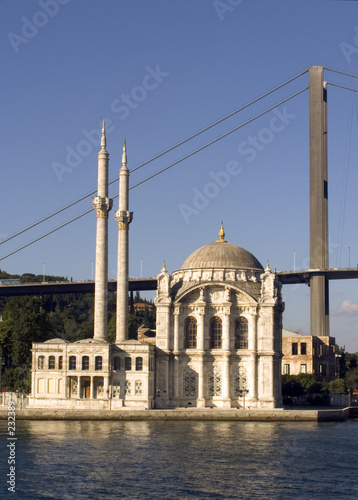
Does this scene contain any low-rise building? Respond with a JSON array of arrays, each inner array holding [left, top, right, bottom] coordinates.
[[282, 329, 336, 381]]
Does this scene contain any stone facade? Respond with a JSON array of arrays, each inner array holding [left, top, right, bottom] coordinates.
[[29, 339, 155, 409], [282, 329, 336, 381], [154, 231, 284, 409]]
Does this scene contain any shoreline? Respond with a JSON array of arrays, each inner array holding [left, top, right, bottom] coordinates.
[[0, 407, 355, 421]]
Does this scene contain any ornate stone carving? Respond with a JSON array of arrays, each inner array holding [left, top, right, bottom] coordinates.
[[183, 366, 197, 397], [260, 268, 278, 303], [92, 196, 113, 217], [234, 366, 247, 396], [135, 380, 143, 395], [112, 385, 120, 398], [226, 271, 235, 281], [209, 366, 222, 396], [236, 292, 251, 304], [213, 271, 224, 281], [198, 287, 205, 302], [202, 271, 212, 281], [115, 209, 133, 229], [210, 290, 224, 303], [224, 287, 231, 302]]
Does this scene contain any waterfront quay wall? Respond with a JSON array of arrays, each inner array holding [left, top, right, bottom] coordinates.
[[0, 408, 351, 422]]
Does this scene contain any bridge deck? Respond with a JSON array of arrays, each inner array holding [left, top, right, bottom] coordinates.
[[0, 269, 357, 296]]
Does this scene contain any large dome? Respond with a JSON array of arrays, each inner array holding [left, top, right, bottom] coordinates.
[[181, 225, 263, 271]]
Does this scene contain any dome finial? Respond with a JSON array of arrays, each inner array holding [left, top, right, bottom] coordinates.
[[216, 221, 227, 243]]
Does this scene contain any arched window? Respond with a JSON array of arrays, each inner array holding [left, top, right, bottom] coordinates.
[[48, 356, 55, 369], [95, 356, 103, 371], [235, 317, 248, 349], [69, 356, 76, 370], [82, 356, 89, 370], [38, 356, 45, 369], [185, 316, 197, 348], [210, 317, 222, 348], [136, 357, 143, 371], [113, 357, 121, 370], [125, 357, 132, 371]]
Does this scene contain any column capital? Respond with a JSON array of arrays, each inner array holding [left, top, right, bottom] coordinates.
[[92, 196, 113, 217], [115, 210, 133, 229]]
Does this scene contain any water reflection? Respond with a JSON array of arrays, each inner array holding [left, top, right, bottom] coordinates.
[[0, 420, 357, 499]]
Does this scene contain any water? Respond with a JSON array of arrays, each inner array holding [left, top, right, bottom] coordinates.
[[1, 419, 358, 499]]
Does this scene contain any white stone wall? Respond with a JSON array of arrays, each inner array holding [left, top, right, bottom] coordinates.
[[154, 265, 283, 409]]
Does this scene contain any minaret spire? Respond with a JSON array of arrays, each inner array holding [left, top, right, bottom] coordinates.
[[115, 140, 133, 343], [122, 139, 127, 166], [101, 120, 107, 150]]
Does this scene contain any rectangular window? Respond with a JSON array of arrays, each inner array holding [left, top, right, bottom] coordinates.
[[82, 356, 89, 370], [95, 356, 103, 371], [136, 357, 143, 371], [292, 343, 298, 355], [69, 356, 76, 370], [125, 357, 132, 371], [283, 364, 290, 375], [59, 356, 63, 370], [300, 364, 307, 373], [319, 364, 326, 376], [300, 343, 307, 355], [113, 357, 121, 370]]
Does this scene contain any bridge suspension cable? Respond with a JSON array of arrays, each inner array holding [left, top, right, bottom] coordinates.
[[0, 69, 309, 249], [0, 87, 308, 262]]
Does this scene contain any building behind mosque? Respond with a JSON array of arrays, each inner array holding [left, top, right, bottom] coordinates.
[[29, 130, 284, 410]]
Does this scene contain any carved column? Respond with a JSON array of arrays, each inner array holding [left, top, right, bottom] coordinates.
[[222, 300, 231, 407], [173, 307, 180, 402], [197, 306, 206, 407], [248, 312, 258, 401], [90, 376, 94, 399]]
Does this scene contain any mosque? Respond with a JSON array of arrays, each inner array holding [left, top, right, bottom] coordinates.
[[29, 126, 284, 410]]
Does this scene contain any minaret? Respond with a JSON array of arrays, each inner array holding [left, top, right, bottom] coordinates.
[[115, 141, 133, 342], [92, 121, 113, 341]]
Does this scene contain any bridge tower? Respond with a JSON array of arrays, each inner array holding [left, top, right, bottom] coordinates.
[[92, 121, 113, 341], [309, 66, 329, 337]]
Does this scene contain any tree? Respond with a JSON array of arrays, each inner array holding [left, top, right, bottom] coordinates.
[[326, 378, 346, 394], [282, 375, 305, 398], [0, 296, 54, 392]]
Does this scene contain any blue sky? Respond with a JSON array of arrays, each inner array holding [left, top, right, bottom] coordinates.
[[1, 0, 358, 350]]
